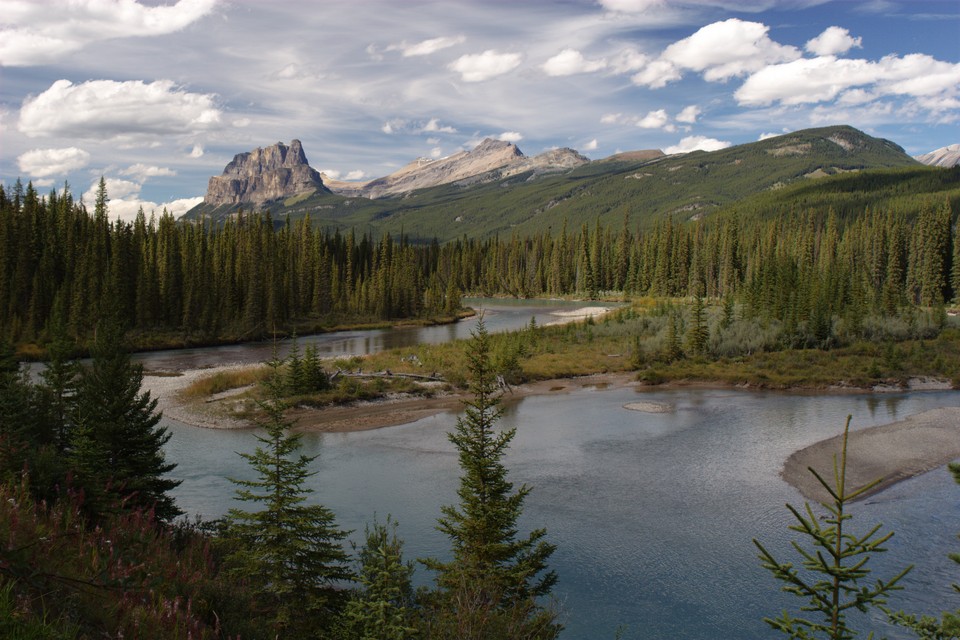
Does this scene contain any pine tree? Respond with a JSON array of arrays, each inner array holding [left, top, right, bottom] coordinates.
[[72, 319, 180, 522], [343, 516, 417, 640], [754, 416, 912, 639], [421, 318, 559, 640], [686, 295, 709, 356], [222, 354, 352, 638], [663, 312, 684, 363]]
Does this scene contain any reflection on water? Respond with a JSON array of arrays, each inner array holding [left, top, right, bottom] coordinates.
[[133, 297, 612, 371], [165, 385, 960, 640]]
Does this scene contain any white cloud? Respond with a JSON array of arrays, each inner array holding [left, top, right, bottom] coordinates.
[[422, 118, 457, 134], [661, 19, 801, 82], [162, 196, 204, 218], [676, 105, 701, 124], [233, 117, 251, 128], [637, 109, 674, 131], [448, 50, 522, 82], [33, 179, 56, 188], [392, 35, 466, 57], [542, 49, 606, 76], [664, 135, 732, 154], [19, 79, 222, 142], [0, 0, 218, 66], [805, 26, 862, 56], [189, 144, 204, 158], [322, 169, 367, 180], [430, 147, 443, 158], [736, 53, 960, 107], [631, 59, 681, 89], [609, 48, 649, 74], [598, 0, 665, 12], [382, 122, 395, 134], [82, 177, 203, 221], [120, 164, 176, 182], [17, 147, 91, 177], [601, 113, 623, 124], [758, 130, 789, 140], [582, 138, 599, 151], [497, 131, 523, 143]]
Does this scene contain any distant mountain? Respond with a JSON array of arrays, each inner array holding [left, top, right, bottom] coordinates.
[[185, 125, 926, 240], [203, 139, 328, 207], [915, 144, 960, 167], [321, 138, 589, 199]]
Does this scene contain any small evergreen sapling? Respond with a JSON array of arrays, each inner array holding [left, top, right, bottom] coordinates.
[[343, 515, 417, 640], [754, 416, 912, 639], [222, 353, 352, 637]]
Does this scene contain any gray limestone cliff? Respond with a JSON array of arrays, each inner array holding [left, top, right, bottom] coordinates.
[[915, 144, 960, 168], [323, 138, 589, 199], [204, 140, 328, 206]]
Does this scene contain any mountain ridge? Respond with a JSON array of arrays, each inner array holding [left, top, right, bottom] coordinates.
[[915, 143, 960, 168], [185, 125, 931, 240]]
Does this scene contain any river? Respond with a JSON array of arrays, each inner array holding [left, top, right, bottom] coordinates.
[[152, 299, 960, 639]]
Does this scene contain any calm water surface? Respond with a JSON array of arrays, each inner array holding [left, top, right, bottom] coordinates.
[[157, 301, 960, 639]]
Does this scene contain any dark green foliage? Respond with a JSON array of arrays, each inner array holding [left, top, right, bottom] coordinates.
[[71, 320, 180, 522], [342, 516, 417, 640], [686, 295, 710, 356], [421, 318, 559, 639], [754, 416, 912, 639], [221, 355, 352, 638]]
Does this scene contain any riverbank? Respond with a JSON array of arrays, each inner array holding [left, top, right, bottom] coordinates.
[[145, 365, 636, 432], [782, 407, 960, 504]]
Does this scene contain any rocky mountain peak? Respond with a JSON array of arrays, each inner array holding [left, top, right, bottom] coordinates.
[[915, 143, 960, 168], [204, 140, 327, 206], [472, 138, 523, 156]]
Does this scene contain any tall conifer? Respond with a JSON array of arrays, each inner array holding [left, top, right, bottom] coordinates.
[[421, 318, 559, 639]]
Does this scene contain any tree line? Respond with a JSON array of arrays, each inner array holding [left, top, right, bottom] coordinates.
[[1, 179, 955, 353], [0, 179, 458, 349]]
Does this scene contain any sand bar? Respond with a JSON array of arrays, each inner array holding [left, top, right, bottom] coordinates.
[[144, 365, 638, 432], [783, 407, 960, 504]]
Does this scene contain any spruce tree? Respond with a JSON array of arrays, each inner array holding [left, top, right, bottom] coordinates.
[[421, 318, 559, 640], [72, 319, 180, 522], [343, 516, 417, 640], [222, 354, 352, 638], [754, 416, 912, 639], [686, 295, 710, 356]]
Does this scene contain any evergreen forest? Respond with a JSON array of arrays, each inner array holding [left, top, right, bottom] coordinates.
[[2, 170, 960, 638]]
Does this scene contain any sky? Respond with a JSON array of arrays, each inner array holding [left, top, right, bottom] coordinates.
[[1, 0, 958, 220]]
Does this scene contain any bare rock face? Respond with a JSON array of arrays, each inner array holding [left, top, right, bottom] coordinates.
[[324, 138, 588, 199], [915, 143, 960, 168], [204, 140, 328, 206]]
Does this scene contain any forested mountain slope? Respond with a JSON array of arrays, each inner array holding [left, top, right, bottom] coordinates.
[[184, 125, 921, 241]]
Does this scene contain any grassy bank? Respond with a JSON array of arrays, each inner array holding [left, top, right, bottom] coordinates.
[[182, 300, 960, 417]]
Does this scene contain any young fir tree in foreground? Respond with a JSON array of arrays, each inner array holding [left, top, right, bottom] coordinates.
[[221, 353, 352, 638], [342, 515, 417, 639], [754, 415, 912, 639], [421, 317, 560, 640], [71, 319, 181, 522]]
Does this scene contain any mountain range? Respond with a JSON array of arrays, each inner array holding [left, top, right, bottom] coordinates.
[[915, 144, 960, 168], [184, 126, 957, 241]]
